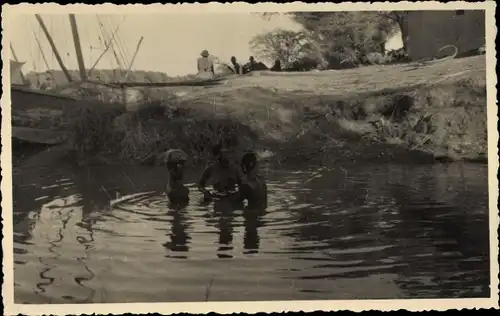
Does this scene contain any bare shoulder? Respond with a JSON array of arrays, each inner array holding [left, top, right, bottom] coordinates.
[[230, 162, 245, 176], [203, 163, 217, 173]]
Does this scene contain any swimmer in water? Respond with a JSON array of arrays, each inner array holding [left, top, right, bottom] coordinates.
[[165, 149, 189, 206], [240, 151, 268, 210], [198, 144, 244, 202]]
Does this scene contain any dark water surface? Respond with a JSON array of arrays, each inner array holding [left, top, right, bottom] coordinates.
[[13, 155, 490, 303]]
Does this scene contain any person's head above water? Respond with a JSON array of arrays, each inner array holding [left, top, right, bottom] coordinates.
[[166, 149, 188, 164], [212, 143, 230, 167], [165, 149, 188, 180], [249, 56, 255, 62], [200, 50, 210, 58], [241, 152, 257, 174]]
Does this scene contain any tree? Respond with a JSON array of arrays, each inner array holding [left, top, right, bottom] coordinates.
[[380, 11, 409, 52], [293, 12, 397, 51], [255, 11, 406, 67], [249, 29, 314, 68], [257, 11, 403, 48]]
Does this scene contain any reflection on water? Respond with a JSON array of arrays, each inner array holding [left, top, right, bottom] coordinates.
[[12, 157, 490, 303]]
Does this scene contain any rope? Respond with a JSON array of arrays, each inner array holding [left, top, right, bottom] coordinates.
[[27, 20, 39, 82], [111, 16, 130, 66], [97, 15, 123, 71], [113, 16, 130, 64], [62, 18, 70, 67], [50, 17, 54, 70], [104, 17, 121, 65], [94, 19, 113, 69]]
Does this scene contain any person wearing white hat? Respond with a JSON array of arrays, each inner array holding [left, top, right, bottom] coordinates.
[[197, 49, 215, 79]]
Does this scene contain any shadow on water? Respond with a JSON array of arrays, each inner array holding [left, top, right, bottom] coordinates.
[[12, 152, 490, 303], [278, 163, 490, 299], [243, 209, 266, 254], [163, 207, 192, 257], [214, 203, 236, 259]]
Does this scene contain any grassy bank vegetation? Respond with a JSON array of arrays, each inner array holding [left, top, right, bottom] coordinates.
[[68, 101, 259, 166], [278, 77, 487, 164], [68, 56, 488, 167]]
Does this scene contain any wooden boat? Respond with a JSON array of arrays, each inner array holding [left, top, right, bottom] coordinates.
[[9, 14, 231, 146], [11, 85, 89, 145]]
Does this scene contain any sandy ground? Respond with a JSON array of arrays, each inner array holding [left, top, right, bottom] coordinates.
[[175, 55, 486, 104]]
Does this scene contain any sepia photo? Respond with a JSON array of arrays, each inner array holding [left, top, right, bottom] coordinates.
[[1, 2, 498, 315]]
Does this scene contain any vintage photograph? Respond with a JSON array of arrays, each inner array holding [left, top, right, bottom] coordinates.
[[2, 2, 498, 314]]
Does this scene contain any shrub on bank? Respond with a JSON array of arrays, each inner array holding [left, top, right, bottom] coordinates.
[[69, 100, 259, 166], [69, 75, 487, 166], [285, 78, 488, 163], [68, 104, 125, 160]]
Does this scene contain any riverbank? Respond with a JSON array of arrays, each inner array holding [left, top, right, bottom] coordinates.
[[68, 55, 488, 167]]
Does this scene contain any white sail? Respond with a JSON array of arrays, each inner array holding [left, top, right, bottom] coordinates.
[[10, 60, 26, 85]]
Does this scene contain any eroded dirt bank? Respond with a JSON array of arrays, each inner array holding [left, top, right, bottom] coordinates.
[[67, 56, 488, 166]]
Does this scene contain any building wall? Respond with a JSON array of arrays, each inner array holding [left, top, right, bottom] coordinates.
[[405, 10, 485, 61]]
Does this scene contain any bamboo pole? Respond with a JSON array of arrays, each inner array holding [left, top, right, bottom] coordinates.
[[69, 14, 88, 81], [34, 14, 73, 82]]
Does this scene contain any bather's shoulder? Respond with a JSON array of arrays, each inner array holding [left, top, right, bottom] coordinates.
[[203, 163, 217, 172]]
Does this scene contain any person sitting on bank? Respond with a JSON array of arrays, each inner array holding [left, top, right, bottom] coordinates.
[[198, 144, 244, 202], [40, 77, 52, 91], [249, 56, 257, 68], [230, 56, 241, 75], [242, 56, 269, 74], [197, 49, 215, 78], [242, 56, 254, 74], [270, 59, 282, 72]]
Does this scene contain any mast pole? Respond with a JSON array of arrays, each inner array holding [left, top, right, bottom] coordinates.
[[88, 21, 123, 76], [122, 36, 144, 82], [68, 14, 88, 81], [32, 32, 51, 70], [96, 15, 124, 76], [34, 14, 73, 82]]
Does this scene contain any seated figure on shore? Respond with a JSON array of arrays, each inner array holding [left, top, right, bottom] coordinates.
[[198, 144, 244, 203], [242, 56, 268, 74], [230, 56, 241, 75], [39, 75, 54, 91], [165, 149, 190, 205], [240, 152, 268, 210], [270, 59, 282, 72], [242, 56, 255, 74], [197, 49, 215, 79]]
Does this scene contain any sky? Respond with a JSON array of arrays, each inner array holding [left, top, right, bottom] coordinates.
[[9, 13, 303, 76], [9, 13, 403, 77]]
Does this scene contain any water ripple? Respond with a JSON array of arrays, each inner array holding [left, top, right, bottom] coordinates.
[[12, 162, 490, 303]]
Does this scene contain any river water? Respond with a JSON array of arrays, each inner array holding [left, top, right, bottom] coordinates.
[[12, 154, 491, 303]]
